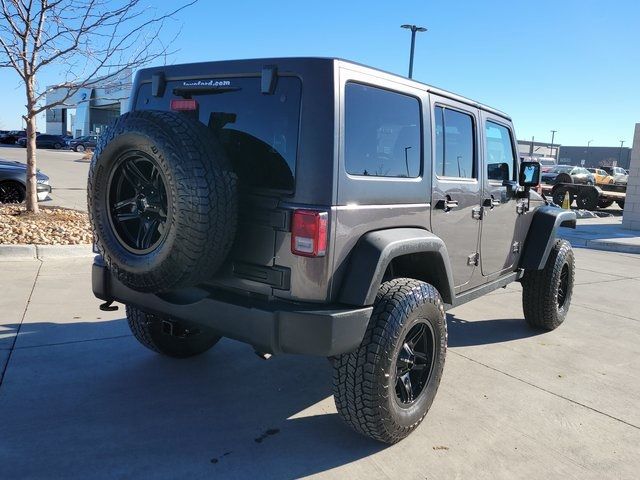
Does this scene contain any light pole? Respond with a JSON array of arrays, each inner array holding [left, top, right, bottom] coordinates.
[[618, 140, 625, 166], [550, 130, 557, 159], [586, 140, 593, 166], [401, 24, 427, 79]]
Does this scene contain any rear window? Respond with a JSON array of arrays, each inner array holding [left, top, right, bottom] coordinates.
[[344, 83, 421, 178], [137, 76, 302, 192]]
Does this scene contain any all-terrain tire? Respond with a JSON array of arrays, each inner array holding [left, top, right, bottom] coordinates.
[[522, 239, 575, 330], [332, 278, 447, 444], [597, 199, 614, 209], [88, 110, 238, 292], [126, 305, 220, 358], [576, 187, 598, 210]]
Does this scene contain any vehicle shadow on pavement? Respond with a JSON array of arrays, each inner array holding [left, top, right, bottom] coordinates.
[[447, 314, 543, 347], [0, 319, 386, 479]]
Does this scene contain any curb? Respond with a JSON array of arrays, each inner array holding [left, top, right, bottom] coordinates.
[[558, 231, 640, 255], [0, 244, 94, 260]]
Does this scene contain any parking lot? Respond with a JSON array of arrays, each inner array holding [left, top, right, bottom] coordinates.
[[0, 145, 89, 211], [1, 247, 638, 479]]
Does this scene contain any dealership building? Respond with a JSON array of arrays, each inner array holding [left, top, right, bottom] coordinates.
[[45, 70, 131, 138], [518, 140, 632, 169]]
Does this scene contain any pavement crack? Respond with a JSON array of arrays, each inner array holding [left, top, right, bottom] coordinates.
[[574, 277, 634, 287], [0, 260, 43, 391], [451, 350, 640, 431], [14, 334, 132, 350], [571, 302, 640, 323]]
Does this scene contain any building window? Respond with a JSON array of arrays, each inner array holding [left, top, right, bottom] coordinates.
[[344, 83, 421, 178], [434, 106, 476, 179]]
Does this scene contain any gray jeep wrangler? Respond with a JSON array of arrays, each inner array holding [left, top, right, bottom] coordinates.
[[88, 58, 577, 444]]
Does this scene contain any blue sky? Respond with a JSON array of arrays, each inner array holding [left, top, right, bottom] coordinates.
[[1, 0, 638, 147]]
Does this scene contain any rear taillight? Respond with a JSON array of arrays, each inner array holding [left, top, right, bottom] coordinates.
[[291, 210, 328, 257], [170, 98, 198, 111]]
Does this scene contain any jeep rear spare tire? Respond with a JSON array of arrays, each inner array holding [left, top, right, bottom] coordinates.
[[88, 110, 238, 292]]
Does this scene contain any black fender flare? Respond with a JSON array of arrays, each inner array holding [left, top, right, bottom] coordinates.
[[338, 228, 455, 306], [519, 205, 576, 270]]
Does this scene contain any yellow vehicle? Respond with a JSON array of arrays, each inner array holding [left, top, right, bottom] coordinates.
[[587, 168, 615, 185]]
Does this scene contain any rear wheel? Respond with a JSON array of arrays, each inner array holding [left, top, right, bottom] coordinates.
[[126, 305, 220, 358], [0, 181, 26, 203], [53, 142, 62, 149], [76, 144, 85, 152], [522, 240, 574, 330], [333, 278, 447, 444], [597, 199, 614, 209]]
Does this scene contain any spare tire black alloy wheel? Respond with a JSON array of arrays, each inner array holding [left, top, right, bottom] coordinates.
[[395, 322, 435, 405], [88, 110, 238, 293], [108, 152, 170, 254]]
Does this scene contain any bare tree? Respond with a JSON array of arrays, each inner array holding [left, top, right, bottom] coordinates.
[[0, 0, 196, 213]]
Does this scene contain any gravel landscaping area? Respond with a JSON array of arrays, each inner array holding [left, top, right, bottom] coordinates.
[[0, 204, 92, 244]]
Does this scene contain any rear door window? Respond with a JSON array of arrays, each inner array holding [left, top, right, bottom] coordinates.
[[434, 106, 476, 179]]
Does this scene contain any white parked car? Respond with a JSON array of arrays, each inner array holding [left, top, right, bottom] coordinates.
[[601, 166, 628, 185]]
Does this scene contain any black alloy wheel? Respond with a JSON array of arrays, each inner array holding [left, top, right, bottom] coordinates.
[[107, 152, 169, 254], [557, 264, 569, 308], [0, 181, 26, 203], [395, 322, 435, 405]]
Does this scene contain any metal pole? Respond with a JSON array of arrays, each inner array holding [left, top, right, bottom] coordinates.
[[550, 130, 557, 158], [619, 140, 625, 165], [401, 25, 426, 79], [408, 28, 416, 79]]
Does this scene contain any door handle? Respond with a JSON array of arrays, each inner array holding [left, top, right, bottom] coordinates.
[[435, 199, 459, 211], [483, 198, 501, 209]]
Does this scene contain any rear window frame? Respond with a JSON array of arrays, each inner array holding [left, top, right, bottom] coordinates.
[[134, 73, 304, 196], [433, 104, 478, 181], [343, 80, 424, 181]]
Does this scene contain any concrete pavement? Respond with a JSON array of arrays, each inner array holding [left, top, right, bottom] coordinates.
[[559, 215, 640, 254], [0, 250, 639, 479], [0, 145, 89, 211]]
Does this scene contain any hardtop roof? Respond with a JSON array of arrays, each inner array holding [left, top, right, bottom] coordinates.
[[137, 57, 511, 120]]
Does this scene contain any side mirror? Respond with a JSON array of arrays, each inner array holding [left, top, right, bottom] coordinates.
[[519, 161, 540, 187]]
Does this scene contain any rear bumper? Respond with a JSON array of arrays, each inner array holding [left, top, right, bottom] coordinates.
[[92, 259, 371, 356]]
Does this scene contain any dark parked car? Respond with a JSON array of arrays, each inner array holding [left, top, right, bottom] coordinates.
[[541, 165, 595, 185], [0, 130, 27, 144], [67, 135, 98, 152], [17, 134, 66, 149], [0, 160, 51, 203]]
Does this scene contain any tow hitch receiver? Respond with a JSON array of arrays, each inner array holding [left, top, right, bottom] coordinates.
[[161, 319, 195, 338]]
